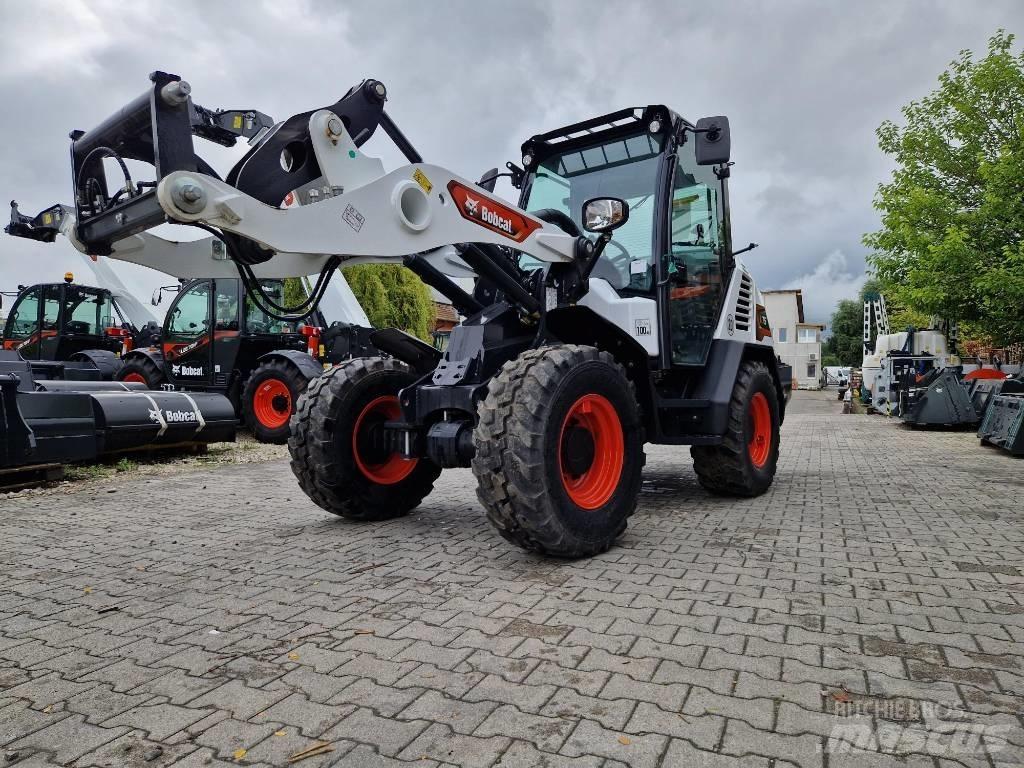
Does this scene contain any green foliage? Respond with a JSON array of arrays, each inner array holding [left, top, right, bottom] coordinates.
[[820, 353, 841, 368], [342, 265, 433, 340], [282, 277, 308, 308], [115, 457, 137, 473], [864, 31, 1024, 345], [825, 299, 863, 366]]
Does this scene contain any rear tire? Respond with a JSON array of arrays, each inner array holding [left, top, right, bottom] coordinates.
[[691, 360, 780, 496], [472, 345, 644, 558], [242, 359, 311, 444], [288, 357, 440, 521], [116, 356, 165, 389]]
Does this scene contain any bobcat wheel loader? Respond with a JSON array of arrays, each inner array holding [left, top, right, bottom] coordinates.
[[8, 71, 789, 557]]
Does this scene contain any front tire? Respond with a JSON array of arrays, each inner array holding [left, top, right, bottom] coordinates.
[[116, 356, 165, 389], [288, 358, 440, 521], [242, 359, 311, 444], [691, 360, 780, 496], [473, 345, 644, 558]]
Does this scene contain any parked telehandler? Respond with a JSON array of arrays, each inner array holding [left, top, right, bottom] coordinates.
[[1, 255, 161, 379], [119, 274, 375, 442], [8, 71, 789, 556], [8, 211, 377, 442]]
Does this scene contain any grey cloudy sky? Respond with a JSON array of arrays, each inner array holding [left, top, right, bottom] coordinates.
[[1, 0, 1022, 322]]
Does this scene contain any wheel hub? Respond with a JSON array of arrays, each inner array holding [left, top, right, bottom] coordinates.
[[355, 417, 390, 465], [352, 395, 418, 485], [561, 424, 596, 477], [557, 393, 625, 510]]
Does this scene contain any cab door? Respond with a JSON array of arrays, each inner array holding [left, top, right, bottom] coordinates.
[[3, 285, 44, 358], [163, 280, 214, 387], [210, 278, 242, 390], [665, 144, 726, 366], [38, 285, 63, 360]]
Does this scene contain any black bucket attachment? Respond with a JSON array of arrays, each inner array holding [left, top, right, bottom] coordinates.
[[1, 352, 236, 470], [978, 388, 1024, 456], [901, 368, 980, 427], [90, 390, 236, 452]]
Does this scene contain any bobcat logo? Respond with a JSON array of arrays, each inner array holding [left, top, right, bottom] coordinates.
[[464, 196, 479, 215]]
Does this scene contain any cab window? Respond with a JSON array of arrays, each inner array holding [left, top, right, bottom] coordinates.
[[168, 281, 210, 338], [214, 280, 240, 331], [521, 131, 664, 292], [66, 289, 111, 335], [42, 286, 61, 332], [6, 287, 40, 340], [667, 138, 725, 365], [245, 280, 304, 334]]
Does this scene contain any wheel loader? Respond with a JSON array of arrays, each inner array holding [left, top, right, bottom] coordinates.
[[7, 71, 789, 557]]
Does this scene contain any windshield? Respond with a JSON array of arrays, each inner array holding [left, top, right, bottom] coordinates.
[[65, 287, 114, 335], [245, 280, 311, 334], [521, 131, 664, 291]]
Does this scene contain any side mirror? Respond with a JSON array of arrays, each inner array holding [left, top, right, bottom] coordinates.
[[478, 167, 500, 192], [582, 198, 629, 233], [151, 288, 161, 306], [695, 116, 730, 166]]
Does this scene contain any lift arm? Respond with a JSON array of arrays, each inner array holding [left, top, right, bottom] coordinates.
[[7, 72, 581, 324]]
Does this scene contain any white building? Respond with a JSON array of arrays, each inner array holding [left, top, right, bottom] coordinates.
[[762, 289, 824, 390]]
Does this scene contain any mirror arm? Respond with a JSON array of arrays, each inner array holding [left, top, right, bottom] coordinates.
[[732, 242, 758, 257], [580, 233, 612, 283]]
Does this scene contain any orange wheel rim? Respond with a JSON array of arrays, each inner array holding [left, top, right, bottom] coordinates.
[[253, 378, 293, 429], [122, 372, 147, 385], [748, 392, 772, 468], [352, 395, 418, 485], [558, 394, 624, 510]]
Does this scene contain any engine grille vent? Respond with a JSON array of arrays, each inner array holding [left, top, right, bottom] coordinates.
[[734, 272, 753, 331]]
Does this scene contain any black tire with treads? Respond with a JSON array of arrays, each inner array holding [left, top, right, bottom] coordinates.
[[472, 344, 644, 558], [116, 356, 165, 389], [288, 357, 440, 521], [691, 360, 780, 496], [242, 359, 311, 444]]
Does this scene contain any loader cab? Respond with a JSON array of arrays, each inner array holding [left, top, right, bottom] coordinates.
[[2, 280, 127, 360], [161, 277, 317, 390], [518, 106, 732, 368]]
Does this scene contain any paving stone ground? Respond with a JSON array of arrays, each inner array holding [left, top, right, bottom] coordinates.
[[1, 389, 1022, 767]]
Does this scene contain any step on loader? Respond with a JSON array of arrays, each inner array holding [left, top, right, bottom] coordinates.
[[8, 71, 789, 556]]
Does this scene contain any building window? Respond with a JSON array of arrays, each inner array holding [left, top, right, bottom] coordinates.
[[807, 363, 817, 378], [798, 327, 819, 343], [777, 327, 787, 342]]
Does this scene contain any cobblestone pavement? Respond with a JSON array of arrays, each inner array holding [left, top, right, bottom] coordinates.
[[1, 390, 1022, 767]]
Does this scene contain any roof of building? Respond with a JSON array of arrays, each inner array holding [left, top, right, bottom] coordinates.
[[762, 288, 805, 323], [433, 301, 459, 324]]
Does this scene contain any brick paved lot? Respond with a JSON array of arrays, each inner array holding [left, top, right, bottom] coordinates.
[[1, 390, 1022, 767]]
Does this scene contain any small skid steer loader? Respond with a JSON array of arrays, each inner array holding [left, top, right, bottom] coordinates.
[[8, 72, 788, 557]]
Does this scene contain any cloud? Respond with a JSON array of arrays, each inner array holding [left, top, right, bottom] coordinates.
[[781, 250, 866, 324], [0, 1, 1020, 319]]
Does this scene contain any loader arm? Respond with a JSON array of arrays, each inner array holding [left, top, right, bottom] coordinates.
[[7, 72, 580, 325]]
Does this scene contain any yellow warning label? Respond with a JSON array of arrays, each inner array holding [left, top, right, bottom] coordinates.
[[233, 114, 243, 129], [42, 213, 52, 225], [413, 168, 433, 194]]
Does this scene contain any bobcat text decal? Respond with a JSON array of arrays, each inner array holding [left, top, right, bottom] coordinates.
[[447, 181, 542, 243]]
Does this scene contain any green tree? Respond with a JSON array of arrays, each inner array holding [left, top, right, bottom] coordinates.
[[342, 264, 433, 340], [820, 353, 841, 368], [864, 31, 1024, 345], [825, 299, 863, 366], [282, 277, 308, 308]]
